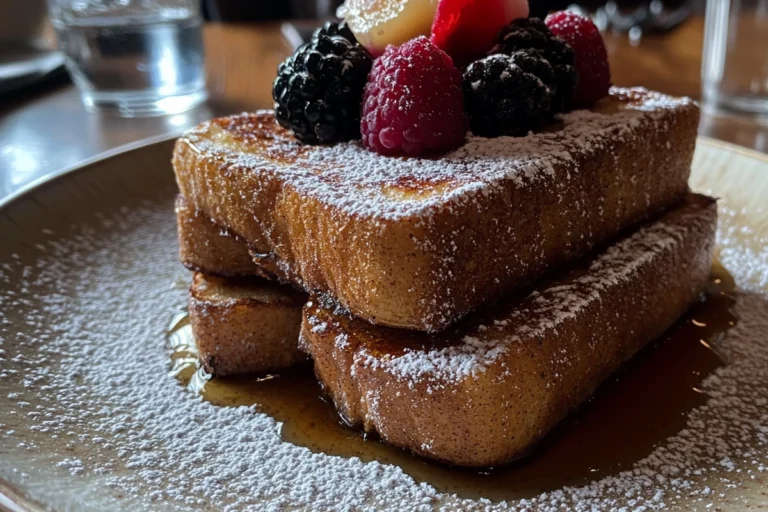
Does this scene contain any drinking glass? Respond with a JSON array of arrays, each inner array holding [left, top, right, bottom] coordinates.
[[47, 0, 207, 117], [702, 0, 768, 118]]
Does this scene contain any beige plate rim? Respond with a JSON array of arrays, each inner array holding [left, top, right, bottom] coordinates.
[[0, 132, 178, 212], [0, 135, 765, 512], [0, 480, 43, 512]]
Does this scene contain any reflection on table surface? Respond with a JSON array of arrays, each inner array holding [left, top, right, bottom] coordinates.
[[1, 19, 766, 203]]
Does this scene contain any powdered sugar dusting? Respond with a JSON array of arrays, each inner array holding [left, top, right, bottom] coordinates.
[[716, 202, 768, 293], [1, 180, 767, 510], [182, 87, 693, 220], [362, 334, 508, 386], [360, 207, 705, 384], [0, 204, 440, 511]]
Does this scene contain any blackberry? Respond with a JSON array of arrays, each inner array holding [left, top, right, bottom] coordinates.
[[489, 17, 578, 113], [311, 20, 356, 42], [463, 50, 554, 137], [273, 22, 372, 144]]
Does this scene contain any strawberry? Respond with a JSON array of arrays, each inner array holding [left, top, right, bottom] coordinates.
[[430, 0, 529, 68], [545, 11, 611, 107]]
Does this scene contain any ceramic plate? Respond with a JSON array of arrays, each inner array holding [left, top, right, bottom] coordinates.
[[0, 137, 767, 511]]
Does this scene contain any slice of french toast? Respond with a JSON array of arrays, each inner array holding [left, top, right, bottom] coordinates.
[[299, 194, 716, 467], [177, 194, 296, 286], [173, 87, 699, 333], [177, 196, 309, 375], [176, 195, 262, 277], [189, 272, 307, 376]]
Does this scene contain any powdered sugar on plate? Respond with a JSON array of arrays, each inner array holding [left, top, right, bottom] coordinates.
[[715, 202, 768, 293], [0, 190, 767, 511]]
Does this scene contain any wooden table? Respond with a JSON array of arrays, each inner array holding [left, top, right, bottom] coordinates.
[[201, 17, 767, 153], [204, 20, 705, 107]]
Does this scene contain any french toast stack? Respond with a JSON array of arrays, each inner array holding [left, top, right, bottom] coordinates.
[[172, 87, 716, 467], [172, 2, 715, 469]]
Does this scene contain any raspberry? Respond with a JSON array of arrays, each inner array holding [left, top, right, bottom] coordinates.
[[463, 51, 554, 137], [361, 36, 467, 156], [545, 11, 611, 107], [430, 0, 529, 68]]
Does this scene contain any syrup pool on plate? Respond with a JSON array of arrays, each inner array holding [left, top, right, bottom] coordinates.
[[167, 264, 736, 501]]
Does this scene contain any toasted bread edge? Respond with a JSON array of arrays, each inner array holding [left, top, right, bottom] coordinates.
[[300, 195, 717, 467]]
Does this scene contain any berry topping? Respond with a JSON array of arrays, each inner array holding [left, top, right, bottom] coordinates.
[[339, 0, 438, 57], [273, 21, 373, 145], [545, 11, 611, 107], [361, 36, 466, 156], [429, 0, 529, 68], [489, 17, 578, 113], [312, 18, 357, 41], [463, 50, 554, 137]]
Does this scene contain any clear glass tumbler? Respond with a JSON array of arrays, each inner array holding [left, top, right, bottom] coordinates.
[[47, 0, 207, 117], [702, 0, 768, 118]]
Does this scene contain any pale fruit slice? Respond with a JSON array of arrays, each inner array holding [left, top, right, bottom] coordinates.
[[338, 0, 438, 56]]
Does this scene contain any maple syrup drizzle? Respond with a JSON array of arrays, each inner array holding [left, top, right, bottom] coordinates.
[[167, 264, 736, 501]]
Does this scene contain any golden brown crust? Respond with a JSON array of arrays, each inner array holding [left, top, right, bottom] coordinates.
[[189, 272, 307, 376], [300, 195, 717, 467], [173, 89, 699, 332], [176, 195, 261, 277]]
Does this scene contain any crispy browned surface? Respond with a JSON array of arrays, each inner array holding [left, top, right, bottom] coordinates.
[[179, 201, 309, 375], [189, 272, 307, 376], [173, 89, 699, 332], [176, 195, 262, 277], [300, 195, 717, 467], [247, 250, 294, 284]]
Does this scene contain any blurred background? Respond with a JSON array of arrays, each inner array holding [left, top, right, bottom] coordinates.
[[0, 0, 766, 202]]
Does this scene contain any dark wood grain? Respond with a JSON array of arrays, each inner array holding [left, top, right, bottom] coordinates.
[[605, 18, 704, 99], [204, 24, 295, 112], [201, 17, 767, 154], [201, 19, 708, 108], [204, 20, 709, 104]]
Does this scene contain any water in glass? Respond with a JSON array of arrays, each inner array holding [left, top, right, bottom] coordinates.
[[702, 0, 768, 117], [50, 3, 206, 116]]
